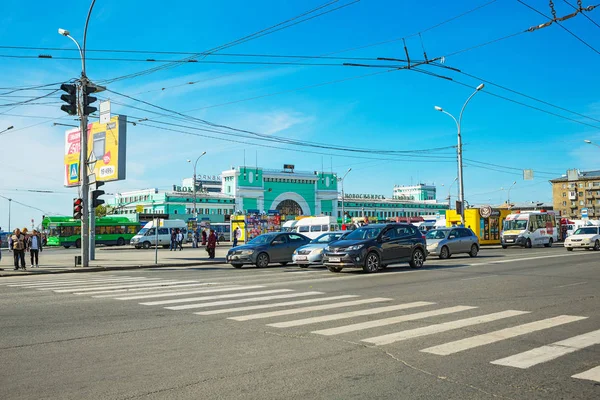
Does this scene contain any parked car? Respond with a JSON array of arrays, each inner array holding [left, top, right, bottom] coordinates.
[[292, 231, 349, 267], [322, 223, 426, 273], [426, 228, 479, 259], [564, 226, 600, 251], [226, 232, 310, 268]]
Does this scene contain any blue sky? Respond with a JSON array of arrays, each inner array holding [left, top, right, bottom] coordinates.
[[1, 0, 599, 230]]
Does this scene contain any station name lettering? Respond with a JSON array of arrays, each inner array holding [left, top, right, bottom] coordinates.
[[344, 194, 385, 200]]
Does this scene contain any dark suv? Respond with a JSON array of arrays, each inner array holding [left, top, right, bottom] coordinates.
[[322, 223, 426, 273]]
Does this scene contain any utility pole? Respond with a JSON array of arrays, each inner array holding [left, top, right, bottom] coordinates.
[[340, 168, 352, 226], [8, 198, 11, 232]]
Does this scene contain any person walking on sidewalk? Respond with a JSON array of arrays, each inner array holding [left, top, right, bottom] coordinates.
[[192, 228, 199, 248], [27, 229, 43, 268], [201, 229, 207, 246], [170, 229, 177, 251], [11, 228, 27, 270], [176, 229, 184, 251], [233, 227, 240, 247], [207, 229, 217, 259]]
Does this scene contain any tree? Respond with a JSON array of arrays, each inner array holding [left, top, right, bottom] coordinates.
[[95, 205, 107, 217]]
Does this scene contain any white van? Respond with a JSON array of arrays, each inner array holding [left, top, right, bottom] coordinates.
[[501, 211, 558, 248], [294, 216, 340, 240], [281, 220, 298, 232], [130, 219, 188, 249]]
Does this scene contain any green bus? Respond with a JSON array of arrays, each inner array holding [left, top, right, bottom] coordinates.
[[42, 216, 141, 248]]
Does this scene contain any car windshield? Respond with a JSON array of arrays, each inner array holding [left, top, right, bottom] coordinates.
[[503, 220, 528, 231], [248, 235, 274, 245], [426, 230, 448, 240], [344, 227, 382, 240], [573, 227, 598, 235], [311, 233, 344, 244], [137, 228, 149, 235]]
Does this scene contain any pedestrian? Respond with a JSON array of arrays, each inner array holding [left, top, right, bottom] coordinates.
[[11, 228, 27, 270], [27, 229, 43, 268], [177, 229, 184, 251], [207, 229, 217, 259], [201, 229, 207, 246], [170, 229, 177, 251], [232, 227, 240, 247], [192, 228, 199, 248]]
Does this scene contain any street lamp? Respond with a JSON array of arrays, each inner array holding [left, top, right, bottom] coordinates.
[[584, 139, 600, 148], [187, 151, 207, 217], [443, 177, 458, 210], [434, 83, 485, 226], [507, 181, 517, 209], [0, 126, 14, 135], [57, 0, 97, 267], [339, 168, 352, 224]]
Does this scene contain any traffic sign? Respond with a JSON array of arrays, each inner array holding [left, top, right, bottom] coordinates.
[[581, 208, 588, 219]]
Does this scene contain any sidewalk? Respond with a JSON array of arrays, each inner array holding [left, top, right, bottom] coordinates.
[[0, 245, 231, 277]]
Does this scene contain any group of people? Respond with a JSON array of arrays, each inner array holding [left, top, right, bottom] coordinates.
[[169, 229, 185, 251], [190, 228, 219, 258], [0, 228, 43, 270]]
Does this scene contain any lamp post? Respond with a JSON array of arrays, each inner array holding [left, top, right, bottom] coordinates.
[[445, 177, 458, 210], [187, 151, 207, 217], [0, 126, 14, 135], [339, 168, 352, 225], [507, 181, 517, 209], [584, 139, 600, 148], [434, 83, 485, 226], [7, 198, 11, 233]]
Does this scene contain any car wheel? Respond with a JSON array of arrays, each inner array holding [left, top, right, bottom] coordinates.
[[142, 241, 151, 249], [75, 239, 81, 249], [327, 266, 343, 273], [525, 238, 532, 248], [501, 245, 507, 249], [544, 238, 553, 248], [594, 240, 600, 251], [256, 253, 270, 268], [63, 245, 71, 249], [469, 244, 479, 257], [566, 247, 573, 251], [117, 237, 125, 246], [439, 246, 450, 259], [279, 262, 288, 266], [409, 248, 425, 269], [231, 263, 243, 269], [362, 252, 380, 273]]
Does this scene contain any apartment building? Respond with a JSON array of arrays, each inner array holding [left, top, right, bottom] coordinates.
[[550, 170, 600, 219]]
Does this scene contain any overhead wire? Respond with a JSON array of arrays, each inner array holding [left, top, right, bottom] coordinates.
[[563, 0, 600, 28]]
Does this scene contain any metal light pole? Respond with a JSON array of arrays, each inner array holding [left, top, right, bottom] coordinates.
[[446, 177, 458, 210], [58, 0, 97, 267], [340, 168, 352, 224], [584, 139, 600, 148], [0, 126, 14, 135], [434, 83, 485, 226], [7, 198, 11, 232], [507, 181, 517, 209], [187, 151, 207, 217]]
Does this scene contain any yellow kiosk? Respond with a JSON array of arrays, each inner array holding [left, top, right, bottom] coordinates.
[[446, 207, 511, 245]]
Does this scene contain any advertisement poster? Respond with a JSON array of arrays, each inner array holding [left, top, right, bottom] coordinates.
[[64, 115, 127, 187]]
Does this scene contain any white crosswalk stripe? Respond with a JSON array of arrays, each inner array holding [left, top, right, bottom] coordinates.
[[51, 280, 199, 293], [141, 289, 294, 306], [421, 315, 587, 355], [362, 310, 529, 346], [313, 306, 476, 336], [82, 282, 222, 296], [114, 285, 263, 300], [267, 301, 436, 328], [571, 366, 600, 383], [165, 292, 325, 311], [491, 328, 600, 369], [7, 277, 159, 288], [229, 298, 393, 322], [194, 295, 359, 316]]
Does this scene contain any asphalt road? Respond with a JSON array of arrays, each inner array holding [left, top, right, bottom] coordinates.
[[1, 247, 598, 400]]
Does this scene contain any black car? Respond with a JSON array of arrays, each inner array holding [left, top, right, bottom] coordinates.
[[226, 232, 311, 268], [322, 223, 426, 273]]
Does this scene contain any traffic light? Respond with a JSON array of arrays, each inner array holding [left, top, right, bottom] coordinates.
[[91, 181, 105, 208], [60, 83, 77, 115], [73, 198, 84, 219], [83, 85, 98, 116]]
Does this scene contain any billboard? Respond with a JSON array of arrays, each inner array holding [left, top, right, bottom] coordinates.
[[64, 115, 127, 187]]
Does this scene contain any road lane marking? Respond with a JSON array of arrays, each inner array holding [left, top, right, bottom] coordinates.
[[230, 298, 392, 322], [572, 366, 600, 383], [267, 301, 436, 328], [313, 306, 476, 336], [362, 310, 529, 346], [7, 277, 159, 287], [140, 289, 293, 306], [194, 295, 359, 315], [165, 292, 324, 310], [468, 251, 599, 267], [554, 282, 587, 289], [421, 315, 587, 355], [460, 275, 497, 281], [82, 282, 222, 296], [113, 285, 261, 300], [491, 328, 600, 369], [52, 280, 199, 293]]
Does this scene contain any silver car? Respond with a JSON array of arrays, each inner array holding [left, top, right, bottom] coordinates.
[[293, 231, 349, 267], [426, 227, 479, 259]]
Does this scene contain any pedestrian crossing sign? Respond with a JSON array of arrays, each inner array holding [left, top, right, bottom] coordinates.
[[68, 163, 79, 184]]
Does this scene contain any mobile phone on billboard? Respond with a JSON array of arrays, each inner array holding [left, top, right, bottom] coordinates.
[[93, 131, 106, 160]]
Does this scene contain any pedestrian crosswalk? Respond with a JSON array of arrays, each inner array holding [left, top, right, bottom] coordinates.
[[1, 273, 598, 383]]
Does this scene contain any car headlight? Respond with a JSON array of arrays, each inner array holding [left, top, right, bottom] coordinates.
[[312, 248, 324, 255], [240, 250, 255, 255], [346, 244, 364, 251], [325, 246, 330, 252], [293, 250, 298, 255], [582, 238, 591, 243]]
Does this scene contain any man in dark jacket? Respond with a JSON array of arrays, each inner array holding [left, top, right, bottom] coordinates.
[[27, 229, 43, 268], [207, 229, 217, 259], [11, 228, 27, 270]]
